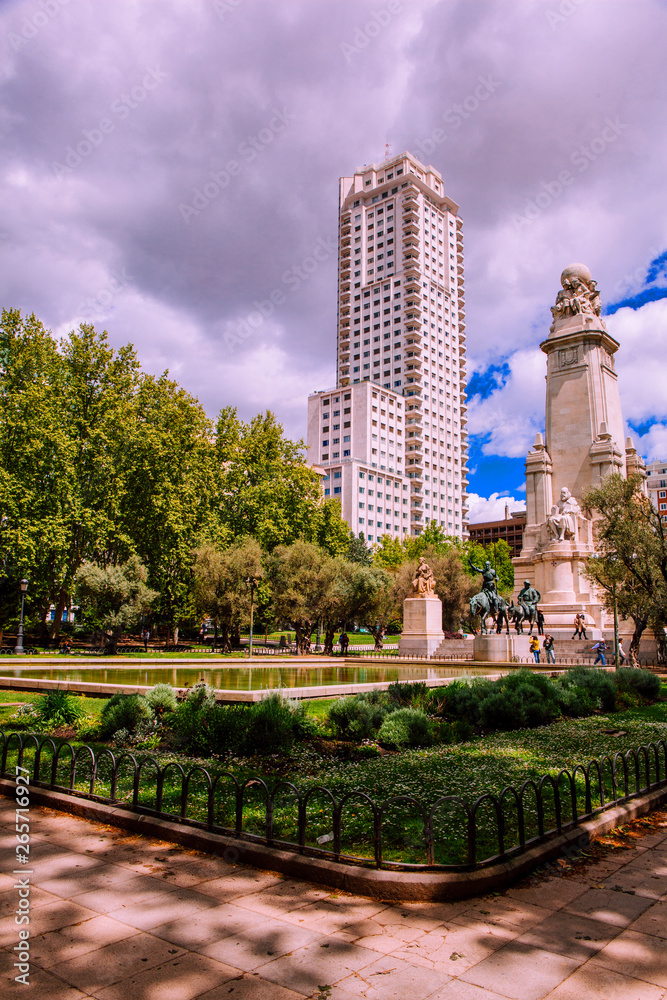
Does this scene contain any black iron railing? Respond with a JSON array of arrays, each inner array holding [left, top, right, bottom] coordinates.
[[1, 730, 665, 871]]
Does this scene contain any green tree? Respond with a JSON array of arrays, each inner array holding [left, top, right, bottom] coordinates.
[[464, 539, 515, 595], [0, 311, 142, 644], [192, 537, 263, 652], [347, 531, 372, 565], [120, 374, 219, 646], [75, 555, 157, 654], [355, 564, 400, 649], [215, 408, 348, 552], [584, 474, 667, 663], [265, 540, 337, 654]]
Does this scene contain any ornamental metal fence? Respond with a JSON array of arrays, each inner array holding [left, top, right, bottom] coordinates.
[[1, 729, 666, 872]]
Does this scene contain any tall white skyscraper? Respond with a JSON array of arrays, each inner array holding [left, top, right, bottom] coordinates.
[[308, 151, 468, 540]]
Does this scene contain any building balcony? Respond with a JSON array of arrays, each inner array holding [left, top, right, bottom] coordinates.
[[457, 263, 464, 274], [403, 233, 420, 247], [403, 219, 419, 234]]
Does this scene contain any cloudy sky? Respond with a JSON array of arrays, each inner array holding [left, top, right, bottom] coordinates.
[[2, 0, 666, 523]]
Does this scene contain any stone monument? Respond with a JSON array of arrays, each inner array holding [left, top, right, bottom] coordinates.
[[513, 263, 646, 637], [398, 557, 445, 657]]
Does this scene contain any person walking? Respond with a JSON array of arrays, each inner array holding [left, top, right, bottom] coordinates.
[[143, 628, 150, 653], [591, 639, 607, 665], [617, 638, 626, 666], [338, 632, 349, 655], [543, 634, 555, 664], [571, 614, 582, 639], [529, 634, 540, 663], [536, 609, 545, 636], [579, 614, 588, 640]]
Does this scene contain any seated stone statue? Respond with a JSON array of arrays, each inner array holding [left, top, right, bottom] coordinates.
[[547, 487, 581, 541], [412, 556, 436, 597]]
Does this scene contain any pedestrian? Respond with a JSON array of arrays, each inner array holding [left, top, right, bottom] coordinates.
[[543, 634, 555, 664], [571, 614, 581, 639], [143, 628, 150, 653], [579, 614, 588, 640], [529, 634, 540, 663], [536, 608, 545, 636], [617, 638, 626, 666], [591, 639, 607, 665], [339, 632, 349, 655]]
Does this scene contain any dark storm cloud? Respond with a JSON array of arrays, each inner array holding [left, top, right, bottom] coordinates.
[[1, 0, 666, 475]]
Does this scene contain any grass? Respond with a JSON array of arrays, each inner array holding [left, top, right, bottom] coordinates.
[[3, 689, 667, 866]]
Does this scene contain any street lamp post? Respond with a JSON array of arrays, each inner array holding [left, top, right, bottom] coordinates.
[[245, 575, 258, 659], [613, 584, 620, 672], [15, 579, 28, 655]]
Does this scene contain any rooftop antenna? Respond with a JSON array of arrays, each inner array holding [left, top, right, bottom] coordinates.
[[384, 142, 391, 161]]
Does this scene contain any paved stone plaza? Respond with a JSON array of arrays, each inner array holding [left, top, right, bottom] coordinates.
[[2, 798, 667, 999]]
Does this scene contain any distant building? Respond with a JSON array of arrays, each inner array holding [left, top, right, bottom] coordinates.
[[307, 382, 410, 543], [307, 150, 469, 541], [467, 505, 527, 558], [646, 459, 667, 521]]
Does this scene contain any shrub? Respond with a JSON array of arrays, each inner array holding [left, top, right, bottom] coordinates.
[[246, 693, 314, 754], [145, 683, 177, 716], [558, 667, 616, 713], [99, 693, 151, 738], [378, 707, 433, 749], [36, 691, 84, 728], [328, 696, 387, 740], [172, 683, 219, 754], [615, 668, 661, 703], [387, 681, 429, 708]]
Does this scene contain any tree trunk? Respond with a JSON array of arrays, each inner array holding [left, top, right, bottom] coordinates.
[[295, 625, 312, 655], [231, 624, 241, 648], [219, 624, 231, 654], [629, 615, 647, 668], [172, 625, 179, 648], [48, 587, 68, 646], [370, 624, 385, 651], [323, 626, 336, 656]]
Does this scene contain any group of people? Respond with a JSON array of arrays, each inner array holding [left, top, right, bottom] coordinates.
[[529, 634, 556, 663]]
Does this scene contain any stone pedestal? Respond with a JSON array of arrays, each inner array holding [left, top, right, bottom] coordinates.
[[473, 634, 530, 662], [399, 596, 444, 657]]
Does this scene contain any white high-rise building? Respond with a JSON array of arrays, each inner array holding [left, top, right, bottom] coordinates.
[[307, 151, 468, 540]]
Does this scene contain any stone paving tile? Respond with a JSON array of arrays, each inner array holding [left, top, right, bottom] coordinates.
[[257, 936, 378, 996], [0, 952, 91, 999], [231, 878, 333, 917], [451, 898, 552, 936], [504, 878, 586, 911], [151, 901, 264, 950], [0, 898, 99, 947], [199, 918, 323, 971], [47, 929, 186, 993], [563, 886, 653, 927], [391, 922, 515, 976], [0, 883, 61, 917], [590, 929, 667, 988], [195, 973, 307, 1000], [36, 860, 141, 897], [29, 848, 104, 880], [29, 913, 139, 968], [628, 899, 667, 939], [282, 897, 389, 936], [459, 943, 581, 1000], [193, 868, 285, 899], [543, 963, 666, 999], [602, 868, 667, 899], [106, 885, 222, 931], [514, 909, 620, 961], [67, 871, 179, 913], [428, 982, 512, 1000], [95, 951, 242, 1000], [334, 951, 451, 999]]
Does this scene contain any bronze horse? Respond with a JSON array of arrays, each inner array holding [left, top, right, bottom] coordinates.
[[469, 592, 510, 635]]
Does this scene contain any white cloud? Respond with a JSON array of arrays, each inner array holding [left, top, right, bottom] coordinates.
[[466, 491, 525, 524], [606, 298, 667, 429], [635, 422, 667, 463], [466, 348, 545, 458]]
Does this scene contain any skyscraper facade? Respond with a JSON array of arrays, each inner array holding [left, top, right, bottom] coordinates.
[[308, 151, 468, 540]]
